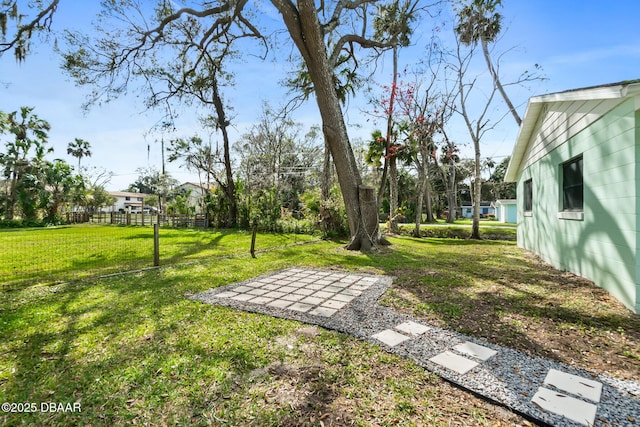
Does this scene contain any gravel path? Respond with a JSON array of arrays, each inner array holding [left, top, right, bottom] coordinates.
[[191, 268, 640, 427]]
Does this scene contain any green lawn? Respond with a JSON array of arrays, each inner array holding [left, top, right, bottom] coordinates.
[[1, 228, 637, 426], [0, 225, 317, 288]]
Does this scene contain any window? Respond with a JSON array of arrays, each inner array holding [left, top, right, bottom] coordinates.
[[523, 179, 533, 212], [562, 155, 583, 211], [125, 196, 131, 201]]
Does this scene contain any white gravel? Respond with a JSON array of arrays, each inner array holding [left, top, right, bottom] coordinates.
[[192, 268, 640, 427]]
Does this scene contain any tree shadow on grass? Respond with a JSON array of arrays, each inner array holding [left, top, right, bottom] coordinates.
[[358, 238, 640, 379], [0, 267, 302, 425]]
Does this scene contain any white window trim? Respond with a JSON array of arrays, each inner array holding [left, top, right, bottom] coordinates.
[[557, 211, 584, 221]]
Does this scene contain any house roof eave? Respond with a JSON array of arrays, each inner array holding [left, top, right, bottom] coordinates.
[[504, 79, 640, 183], [504, 100, 543, 182]]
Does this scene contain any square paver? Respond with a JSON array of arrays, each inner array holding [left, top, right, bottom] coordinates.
[[306, 284, 326, 290], [292, 288, 315, 296], [531, 387, 597, 426], [278, 286, 297, 293], [333, 293, 356, 303], [233, 285, 254, 293], [340, 289, 362, 297], [308, 306, 337, 317], [543, 369, 603, 403], [215, 291, 238, 299], [312, 290, 334, 299], [453, 341, 498, 361], [247, 288, 269, 296], [262, 283, 282, 291], [429, 351, 479, 375], [248, 296, 274, 304], [264, 291, 286, 299], [249, 281, 268, 288], [267, 299, 294, 309], [316, 279, 333, 285], [288, 302, 314, 313], [231, 293, 255, 301], [324, 285, 343, 292], [372, 329, 411, 347], [321, 299, 347, 309], [301, 296, 324, 305], [281, 293, 306, 302], [395, 321, 431, 336]]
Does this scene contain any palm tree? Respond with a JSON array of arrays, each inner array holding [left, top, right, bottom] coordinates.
[[454, 0, 522, 126], [67, 138, 92, 171], [0, 107, 51, 220]]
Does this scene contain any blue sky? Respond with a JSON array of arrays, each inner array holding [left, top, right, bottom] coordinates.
[[1, 1, 639, 190]]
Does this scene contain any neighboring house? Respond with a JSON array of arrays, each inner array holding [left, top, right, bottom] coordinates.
[[108, 191, 151, 212], [505, 79, 640, 313], [460, 202, 495, 219], [175, 182, 214, 213], [492, 199, 517, 223]]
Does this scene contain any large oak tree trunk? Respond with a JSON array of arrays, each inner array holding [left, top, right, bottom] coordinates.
[[273, 0, 381, 250], [210, 75, 237, 228]]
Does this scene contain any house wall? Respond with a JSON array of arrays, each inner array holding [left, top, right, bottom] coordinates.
[[517, 97, 639, 312]]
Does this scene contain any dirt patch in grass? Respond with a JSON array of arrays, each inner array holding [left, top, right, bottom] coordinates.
[[381, 247, 640, 380], [236, 326, 533, 426]]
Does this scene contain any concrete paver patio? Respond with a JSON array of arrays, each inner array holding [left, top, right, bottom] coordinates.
[[192, 268, 640, 427]]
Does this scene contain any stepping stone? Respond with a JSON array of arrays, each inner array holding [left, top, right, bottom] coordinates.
[[231, 293, 255, 301], [453, 341, 498, 361], [308, 306, 337, 317], [292, 288, 314, 296], [372, 329, 411, 347], [281, 293, 305, 302], [429, 351, 479, 375], [333, 293, 355, 302], [395, 321, 430, 336], [312, 290, 334, 299], [264, 291, 286, 299], [215, 291, 238, 299], [267, 299, 293, 308], [531, 387, 598, 426], [543, 369, 603, 402], [248, 296, 273, 304], [288, 302, 313, 313], [301, 296, 324, 305], [321, 300, 347, 309]]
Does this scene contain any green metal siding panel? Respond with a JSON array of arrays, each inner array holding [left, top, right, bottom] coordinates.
[[636, 106, 640, 313], [517, 98, 638, 312]]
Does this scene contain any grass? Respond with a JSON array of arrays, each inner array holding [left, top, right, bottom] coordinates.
[[0, 224, 317, 288], [1, 227, 638, 425]]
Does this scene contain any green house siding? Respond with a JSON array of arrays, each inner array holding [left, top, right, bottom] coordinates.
[[517, 98, 639, 312]]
